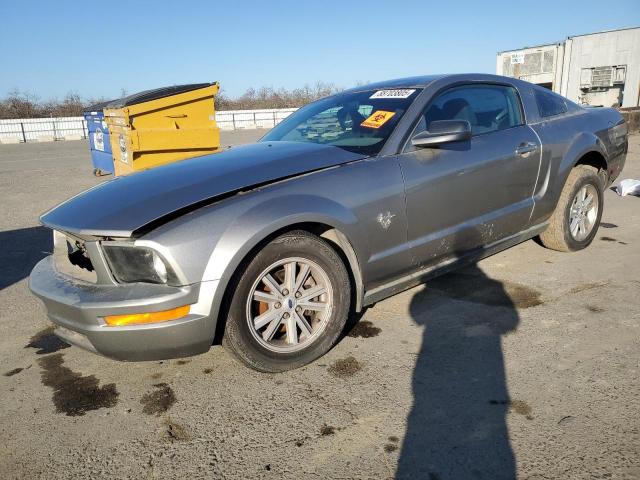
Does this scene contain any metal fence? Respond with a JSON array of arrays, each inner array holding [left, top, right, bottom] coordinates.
[[0, 117, 88, 143], [215, 108, 297, 131], [0, 108, 298, 144]]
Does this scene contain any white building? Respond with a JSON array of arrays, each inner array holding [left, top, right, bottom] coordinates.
[[497, 27, 640, 108]]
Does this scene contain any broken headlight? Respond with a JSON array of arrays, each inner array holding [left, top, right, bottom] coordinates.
[[102, 245, 177, 284]]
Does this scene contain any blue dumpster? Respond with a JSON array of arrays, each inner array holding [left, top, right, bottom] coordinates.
[[84, 101, 114, 175]]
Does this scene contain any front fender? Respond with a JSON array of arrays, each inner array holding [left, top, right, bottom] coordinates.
[[182, 192, 369, 325], [201, 193, 363, 283]]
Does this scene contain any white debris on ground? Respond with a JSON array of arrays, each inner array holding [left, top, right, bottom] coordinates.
[[614, 179, 640, 196]]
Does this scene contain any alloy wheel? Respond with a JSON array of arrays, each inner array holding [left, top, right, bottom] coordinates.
[[246, 257, 334, 353], [569, 184, 599, 241]]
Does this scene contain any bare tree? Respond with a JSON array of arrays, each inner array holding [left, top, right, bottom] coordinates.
[[0, 89, 42, 118], [0, 82, 344, 119], [214, 82, 341, 110]]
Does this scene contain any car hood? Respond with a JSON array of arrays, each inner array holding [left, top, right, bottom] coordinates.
[[41, 141, 367, 237]]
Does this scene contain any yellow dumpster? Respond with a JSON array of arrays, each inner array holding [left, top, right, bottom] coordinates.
[[104, 83, 220, 176]]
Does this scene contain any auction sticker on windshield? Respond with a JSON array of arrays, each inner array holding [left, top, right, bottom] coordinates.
[[361, 110, 396, 129], [370, 89, 416, 99]]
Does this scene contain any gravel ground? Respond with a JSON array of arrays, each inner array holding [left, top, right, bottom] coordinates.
[[0, 133, 638, 480]]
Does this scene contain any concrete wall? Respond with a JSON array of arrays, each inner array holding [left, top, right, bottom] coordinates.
[[560, 28, 640, 108], [498, 27, 640, 108], [621, 108, 640, 133], [497, 43, 564, 91]]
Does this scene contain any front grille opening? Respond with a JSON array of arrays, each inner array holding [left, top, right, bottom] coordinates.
[[52, 231, 98, 284], [66, 240, 94, 272]]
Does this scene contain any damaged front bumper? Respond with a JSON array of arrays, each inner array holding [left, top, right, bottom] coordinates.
[[29, 256, 214, 361]]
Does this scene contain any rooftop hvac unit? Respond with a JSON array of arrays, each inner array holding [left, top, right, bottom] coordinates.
[[613, 66, 626, 84], [502, 49, 555, 78], [580, 66, 626, 88], [592, 67, 613, 87]]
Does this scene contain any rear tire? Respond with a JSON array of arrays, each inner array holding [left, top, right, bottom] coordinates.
[[223, 231, 350, 372], [539, 165, 603, 252]]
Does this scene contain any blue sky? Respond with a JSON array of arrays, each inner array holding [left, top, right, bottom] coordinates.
[[1, 0, 639, 100]]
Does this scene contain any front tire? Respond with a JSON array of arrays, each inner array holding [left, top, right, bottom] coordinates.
[[539, 165, 603, 252], [222, 231, 350, 372]]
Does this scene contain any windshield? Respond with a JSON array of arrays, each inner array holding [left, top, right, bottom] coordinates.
[[261, 88, 422, 155]]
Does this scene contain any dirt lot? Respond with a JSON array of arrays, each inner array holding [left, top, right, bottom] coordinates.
[[1, 133, 639, 479]]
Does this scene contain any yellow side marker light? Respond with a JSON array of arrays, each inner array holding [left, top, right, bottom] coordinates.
[[104, 305, 190, 327]]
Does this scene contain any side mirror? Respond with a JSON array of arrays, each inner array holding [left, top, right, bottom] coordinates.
[[411, 120, 472, 147]]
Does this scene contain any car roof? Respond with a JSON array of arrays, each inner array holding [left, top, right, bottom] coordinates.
[[342, 75, 447, 93], [342, 73, 527, 94]]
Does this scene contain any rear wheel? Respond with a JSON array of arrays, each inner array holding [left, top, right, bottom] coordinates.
[[223, 231, 350, 372], [539, 165, 603, 252]]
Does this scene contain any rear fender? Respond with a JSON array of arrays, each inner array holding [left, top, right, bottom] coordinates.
[[533, 131, 607, 223], [562, 132, 607, 179]]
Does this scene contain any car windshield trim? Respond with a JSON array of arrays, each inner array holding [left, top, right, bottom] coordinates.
[[261, 89, 422, 156]]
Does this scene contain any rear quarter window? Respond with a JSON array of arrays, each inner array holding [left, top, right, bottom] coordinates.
[[534, 89, 568, 118]]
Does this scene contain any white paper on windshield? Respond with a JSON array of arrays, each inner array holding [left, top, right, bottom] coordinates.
[[370, 89, 416, 99]]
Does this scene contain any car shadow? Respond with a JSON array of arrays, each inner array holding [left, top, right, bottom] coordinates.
[[396, 249, 520, 478], [0, 226, 51, 291]]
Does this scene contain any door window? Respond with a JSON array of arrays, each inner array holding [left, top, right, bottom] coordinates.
[[413, 84, 524, 138]]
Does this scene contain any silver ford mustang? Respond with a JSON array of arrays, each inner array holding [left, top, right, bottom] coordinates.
[[29, 74, 628, 372]]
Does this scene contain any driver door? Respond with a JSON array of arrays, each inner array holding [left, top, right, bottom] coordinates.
[[397, 83, 541, 267]]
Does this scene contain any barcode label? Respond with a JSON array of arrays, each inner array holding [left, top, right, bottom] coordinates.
[[370, 89, 416, 99]]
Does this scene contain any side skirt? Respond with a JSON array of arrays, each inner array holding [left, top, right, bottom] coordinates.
[[362, 222, 548, 307]]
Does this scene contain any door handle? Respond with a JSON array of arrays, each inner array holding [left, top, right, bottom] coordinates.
[[515, 142, 538, 156]]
